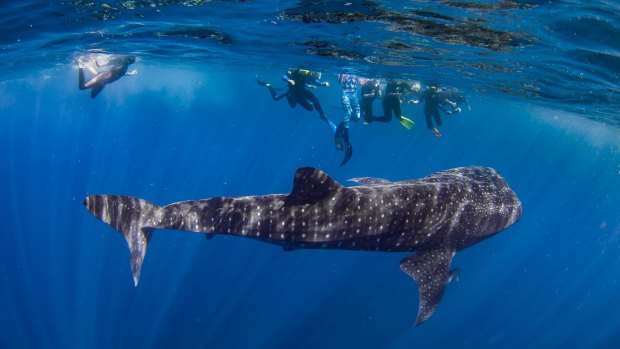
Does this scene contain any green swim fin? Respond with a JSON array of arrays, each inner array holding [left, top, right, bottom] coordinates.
[[399, 116, 415, 130]]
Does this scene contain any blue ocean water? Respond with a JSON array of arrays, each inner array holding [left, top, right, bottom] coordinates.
[[1, 1, 620, 348]]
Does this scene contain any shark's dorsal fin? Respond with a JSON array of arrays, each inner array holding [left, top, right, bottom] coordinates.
[[347, 177, 392, 185], [400, 248, 455, 326], [285, 167, 344, 206]]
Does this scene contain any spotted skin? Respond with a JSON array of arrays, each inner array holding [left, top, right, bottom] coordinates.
[[84, 166, 521, 324]]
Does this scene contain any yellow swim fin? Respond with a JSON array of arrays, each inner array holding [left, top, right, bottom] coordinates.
[[399, 116, 415, 130]]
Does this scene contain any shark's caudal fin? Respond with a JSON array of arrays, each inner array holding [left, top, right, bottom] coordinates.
[[84, 195, 163, 286], [400, 248, 455, 325]]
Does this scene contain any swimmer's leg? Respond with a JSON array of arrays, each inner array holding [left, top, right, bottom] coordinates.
[[78, 68, 87, 90], [84, 71, 112, 89], [426, 109, 442, 137], [424, 110, 434, 130], [432, 110, 442, 127], [286, 93, 297, 108], [273, 86, 288, 101], [352, 95, 361, 122], [342, 93, 353, 128], [298, 98, 314, 112], [361, 99, 374, 123], [305, 91, 323, 115], [374, 98, 393, 122]]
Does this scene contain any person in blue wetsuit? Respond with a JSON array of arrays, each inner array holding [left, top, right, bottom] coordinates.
[[372, 80, 415, 130], [334, 73, 363, 166], [258, 68, 336, 133], [77, 54, 137, 99], [338, 74, 361, 128]]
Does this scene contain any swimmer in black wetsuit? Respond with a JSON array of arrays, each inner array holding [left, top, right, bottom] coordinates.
[[360, 78, 381, 124], [77, 54, 137, 99], [417, 86, 444, 137], [258, 68, 336, 133], [373, 80, 415, 130]]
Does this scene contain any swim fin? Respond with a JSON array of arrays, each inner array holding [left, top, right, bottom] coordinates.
[[329, 120, 337, 133], [399, 116, 415, 130], [341, 141, 353, 167], [323, 118, 336, 133], [90, 85, 105, 99], [335, 122, 353, 166]]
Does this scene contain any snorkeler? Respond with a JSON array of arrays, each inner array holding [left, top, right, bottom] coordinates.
[[338, 74, 362, 128], [77, 54, 137, 99], [333, 73, 363, 166], [414, 85, 444, 137], [359, 78, 381, 123], [438, 87, 471, 115], [258, 68, 336, 133], [372, 80, 416, 130]]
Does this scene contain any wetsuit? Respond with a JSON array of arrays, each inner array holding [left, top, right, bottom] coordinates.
[[285, 69, 327, 118], [79, 55, 135, 99], [360, 80, 380, 123], [420, 88, 443, 130], [374, 80, 410, 123], [339, 74, 360, 128]]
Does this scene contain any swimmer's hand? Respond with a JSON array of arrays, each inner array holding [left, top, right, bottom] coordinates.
[[322, 81, 329, 87], [126, 70, 138, 76]]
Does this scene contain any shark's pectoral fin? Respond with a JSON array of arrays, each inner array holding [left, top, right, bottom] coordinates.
[[400, 248, 455, 325], [284, 167, 344, 206]]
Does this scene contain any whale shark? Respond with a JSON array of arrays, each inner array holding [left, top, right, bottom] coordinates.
[[84, 166, 522, 324]]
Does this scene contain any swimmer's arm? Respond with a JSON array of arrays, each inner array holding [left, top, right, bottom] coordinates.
[[281, 74, 295, 86], [444, 98, 457, 107], [310, 77, 328, 87], [86, 64, 99, 75]]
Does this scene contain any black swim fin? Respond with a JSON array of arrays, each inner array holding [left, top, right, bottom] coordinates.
[[334, 122, 353, 166], [341, 141, 352, 167], [90, 85, 105, 99]]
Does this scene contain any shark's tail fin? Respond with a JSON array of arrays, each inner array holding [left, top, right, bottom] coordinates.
[[84, 195, 163, 286]]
